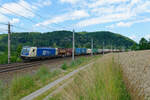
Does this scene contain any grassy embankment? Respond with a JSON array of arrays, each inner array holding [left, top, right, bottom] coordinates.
[[0, 56, 96, 100], [48, 55, 131, 100]]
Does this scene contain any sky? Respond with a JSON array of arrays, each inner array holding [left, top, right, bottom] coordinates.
[[0, 0, 150, 42]]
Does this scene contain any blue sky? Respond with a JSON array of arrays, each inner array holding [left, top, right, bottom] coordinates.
[[0, 0, 150, 42]]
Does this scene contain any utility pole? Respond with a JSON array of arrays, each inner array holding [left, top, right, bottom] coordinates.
[[91, 38, 93, 56], [103, 41, 104, 55], [8, 22, 11, 64], [111, 44, 113, 53], [72, 29, 75, 61]]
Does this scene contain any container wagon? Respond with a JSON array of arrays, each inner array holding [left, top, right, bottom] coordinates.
[[87, 49, 92, 55], [66, 48, 72, 56], [75, 48, 82, 55], [58, 48, 67, 57], [92, 49, 98, 54], [81, 48, 87, 55]]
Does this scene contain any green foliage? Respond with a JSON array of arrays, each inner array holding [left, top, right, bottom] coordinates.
[[10, 75, 35, 96], [0, 81, 3, 100], [34, 66, 61, 84], [132, 37, 150, 50], [34, 66, 50, 83], [0, 31, 136, 64], [0, 31, 136, 53], [139, 37, 149, 50], [61, 57, 88, 70], [50, 57, 130, 100], [0, 53, 8, 64], [61, 62, 68, 70]]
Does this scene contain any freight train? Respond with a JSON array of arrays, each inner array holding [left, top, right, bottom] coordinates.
[[20, 46, 120, 61]]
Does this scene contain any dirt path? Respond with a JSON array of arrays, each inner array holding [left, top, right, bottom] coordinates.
[[21, 62, 94, 100], [0, 56, 88, 84]]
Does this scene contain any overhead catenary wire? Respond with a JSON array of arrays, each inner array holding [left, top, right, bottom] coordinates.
[[10, 0, 72, 29], [0, 22, 30, 32], [0, 5, 58, 31]]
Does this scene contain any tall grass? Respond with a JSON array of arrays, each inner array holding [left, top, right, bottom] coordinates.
[[1, 56, 96, 100], [0, 81, 3, 100], [9, 75, 35, 97], [61, 57, 91, 70], [7, 66, 61, 100], [50, 56, 131, 100]]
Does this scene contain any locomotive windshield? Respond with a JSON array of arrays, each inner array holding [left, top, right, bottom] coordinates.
[[21, 47, 30, 56]]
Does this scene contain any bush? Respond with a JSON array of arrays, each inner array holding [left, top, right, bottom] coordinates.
[[61, 62, 68, 70], [10, 75, 35, 96]]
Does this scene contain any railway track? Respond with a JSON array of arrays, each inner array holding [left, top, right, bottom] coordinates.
[[0, 55, 95, 73], [0, 56, 74, 73], [0, 61, 43, 73]]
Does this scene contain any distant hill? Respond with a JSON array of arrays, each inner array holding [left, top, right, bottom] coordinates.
[[0, 31, 136, 52]]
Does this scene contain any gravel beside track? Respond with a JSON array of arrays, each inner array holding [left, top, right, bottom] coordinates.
[[0, 56, 87, 84]]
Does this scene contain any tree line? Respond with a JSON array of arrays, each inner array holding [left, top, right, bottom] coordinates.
[[131, 37, 150, 50]]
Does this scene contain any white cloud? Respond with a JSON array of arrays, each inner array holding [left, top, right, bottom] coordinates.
[[76, 12, 133, 27], [10, 18, 20, 24], [34, 0, 51, 7], [129, 35, 137, 40], [0, 14, 9, 22], [74, 0, 150, 28], [144, 34, 150, 40], [116, 22, 132, 27], [88, 0, 129, 8], [60, 0, 79, 4], [43, 0, 51, 6], [36, 10, 89, 26], [106, 18, 150, 29], [0, 0, 35, 18], [117, 18, 150, 27]]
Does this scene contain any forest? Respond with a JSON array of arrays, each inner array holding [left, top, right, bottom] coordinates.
[[0, 30, 136, 64]]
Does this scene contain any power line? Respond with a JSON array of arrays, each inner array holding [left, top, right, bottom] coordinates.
[[11, 0, 72, 29], [0, 5, 57, 31], [0, 22, 30, 32]]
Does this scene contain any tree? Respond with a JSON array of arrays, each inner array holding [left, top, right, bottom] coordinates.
[[139, 38, 148, 50], [131, 43, 138, 50]]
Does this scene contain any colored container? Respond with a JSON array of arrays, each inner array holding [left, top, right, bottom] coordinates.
[[75, 48, 82, 55], [36, 47, 56, 57], [66, 48, 72, 56], [92, 49, 98, 54], [98, 49, 103, 54], [81, 48, 87, 54], [58, 48, 67, 56], [87, 49, 92, 54]]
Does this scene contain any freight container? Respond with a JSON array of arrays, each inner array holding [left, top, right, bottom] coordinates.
[[98, 49, 103, 54], [92, 49, 98, 54], [66, 48, 72, 56], [81, 48, 87, 55], [75, 48, 82, 55], [36, 47, 56, 57], [58, 48, 67, 57], [87, 49, 92, 54]]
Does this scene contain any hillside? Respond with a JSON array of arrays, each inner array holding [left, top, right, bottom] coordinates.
[[0, 31, 136, 53]]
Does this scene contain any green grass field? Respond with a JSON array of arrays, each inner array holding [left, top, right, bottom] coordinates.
[[0, 56, 95, 100], [49, 55, 131, 100]]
